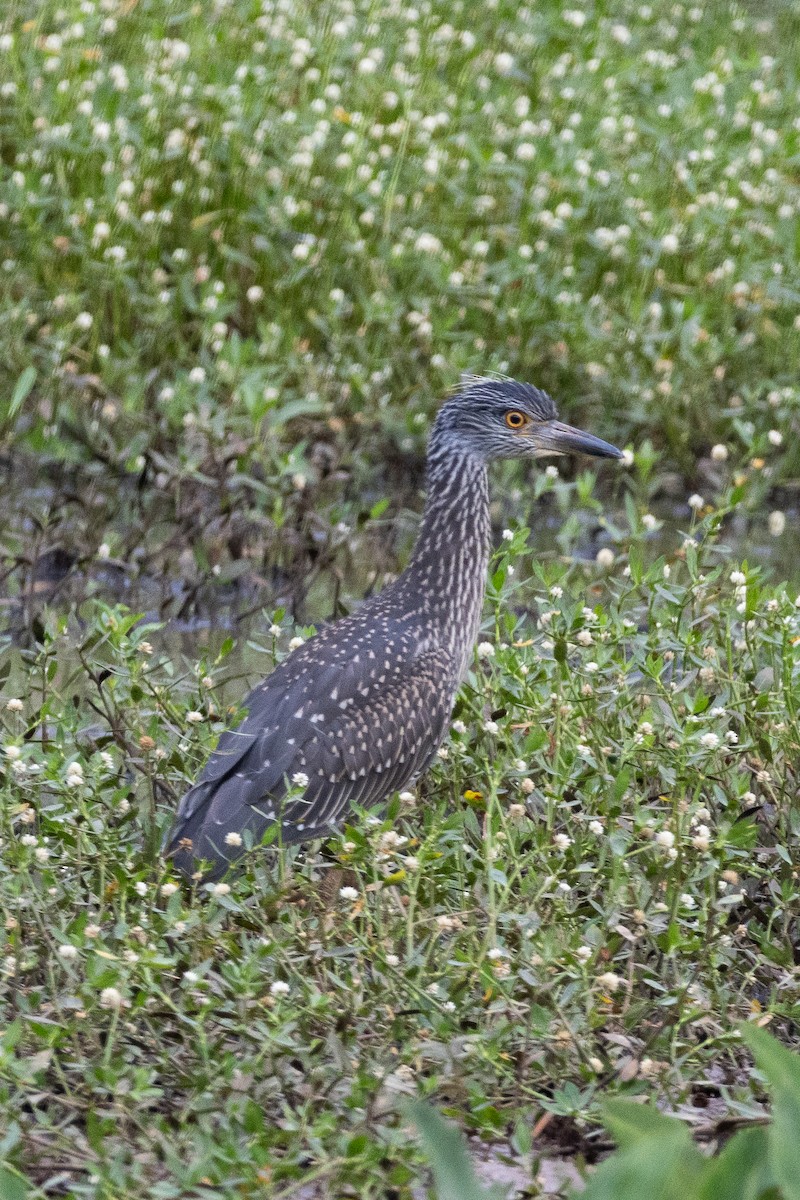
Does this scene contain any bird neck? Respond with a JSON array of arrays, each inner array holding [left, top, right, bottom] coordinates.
[[403, 436, 491, 659]]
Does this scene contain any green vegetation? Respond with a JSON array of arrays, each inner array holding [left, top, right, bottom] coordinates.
[[1, 0, 800, 1196], [3, 489, 800, 1196], [411, 1024, 800, 1200], [1, 0, 800, 586]]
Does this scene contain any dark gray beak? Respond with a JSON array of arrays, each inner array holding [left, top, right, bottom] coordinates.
[[537, 419, 624, 460]]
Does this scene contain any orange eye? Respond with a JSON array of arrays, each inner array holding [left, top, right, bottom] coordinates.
[[505, 410, 527, 429]]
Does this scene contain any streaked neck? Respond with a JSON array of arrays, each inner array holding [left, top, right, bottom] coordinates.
[[402, 438, 491, 659]]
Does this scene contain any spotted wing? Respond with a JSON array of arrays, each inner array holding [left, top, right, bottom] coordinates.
[[165, 647, 455, 877], [276, 646, 455, 837]]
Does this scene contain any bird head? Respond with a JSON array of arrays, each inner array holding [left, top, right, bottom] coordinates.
[[433, 377, 623, 463]]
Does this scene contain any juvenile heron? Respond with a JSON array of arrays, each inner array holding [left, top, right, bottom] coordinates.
[[166, 378, 622, 878]]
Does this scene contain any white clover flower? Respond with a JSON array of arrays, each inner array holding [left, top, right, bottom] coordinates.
[[5, 698, 23, 713], [563, 10, 587, 27], [680, 893, 696, 909], [655, 830, 675, 849], [224, 831, 242, 847], [188, 367, 206, 384], [730, 570, 747, 586], [75, 311, 93, 330], [588, 820, 604, 835], [212, 882, 231, 897], [99, 986, 123, 1009], [660, 232, 679, 253], [711, 443, 729, 462], [700, 732, 720, 749], [451, 720, 466, 734], [58, 944, 79, 960], [339, 886, 358, 901], [520, 778, 535, 794], [576, 629, 594, 646], [21, 834, 37, 847], [288, 636, 304, 650], [378, 831, 408, 853], [769, 511, 786, 537], [641, 513, 657, 530], [611, 24, 632, 43], [597, 971, 621, 992], [269, 624, 282, 636], [414, 232, 442, 254], [476, 641, 495, 658], [246, 285, 264, 302], [160, 882, 179, 897], [186, 711, 203, 724], [398, 790, 416, 805], [34, 846, 50, 862], [553, 833, 572, 851], [687, 493, 704, 511], [768, 429, 783, 446], [494, 51, 515, 74], [4, 745, 21, 760], [577, 945, 592, 962], [385, 953, 400, 967], [620, 449, 634, 467], [291, 772, 309, 788], [483, 720, 499, 735]]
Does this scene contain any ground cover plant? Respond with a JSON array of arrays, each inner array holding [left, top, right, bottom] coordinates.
[[2, 475, 800, 1197], [1, 0, 799, 612], [411, 1024, 800, 1199], [1, 0, 800, 1196]]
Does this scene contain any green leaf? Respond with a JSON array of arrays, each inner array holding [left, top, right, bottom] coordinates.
[[696, 1126, 775, 1200], [369, 497, 390, 519], [726, 816, 758, 850], [9, 366, 37, 418], [602, 1099, 693, 1150], [0, 1165, 30, 1200], [740, 1024, 800, 1200], [579, 1120, 704, 1200], [405, 1101, 503, 1200]]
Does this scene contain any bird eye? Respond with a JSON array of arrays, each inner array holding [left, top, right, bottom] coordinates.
[[505, 410, 527, 429]]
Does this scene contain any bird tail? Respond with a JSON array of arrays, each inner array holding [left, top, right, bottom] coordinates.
[[163, 780, 301, 881]]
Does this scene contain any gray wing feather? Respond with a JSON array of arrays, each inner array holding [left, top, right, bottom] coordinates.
[[166, 646, 455, 878]]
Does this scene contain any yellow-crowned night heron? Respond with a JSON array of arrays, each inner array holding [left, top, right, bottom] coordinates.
[[166, 378, 622, 877]]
